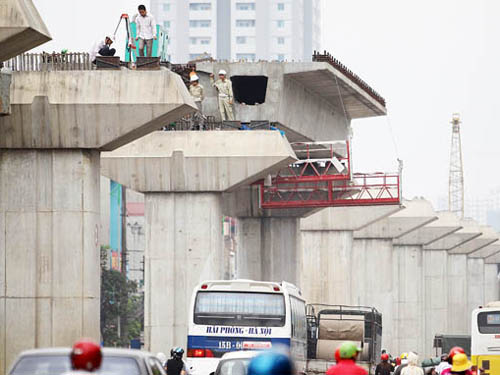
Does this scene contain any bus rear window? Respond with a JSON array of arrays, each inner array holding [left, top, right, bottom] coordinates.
[[194, 292, 285, 327], [478, 312, 500, 334]]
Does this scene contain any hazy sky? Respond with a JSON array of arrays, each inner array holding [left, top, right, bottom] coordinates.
[[31, 0, 500, 208]]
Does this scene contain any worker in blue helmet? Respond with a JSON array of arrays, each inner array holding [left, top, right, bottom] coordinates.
[[248, 351, 294, 375]]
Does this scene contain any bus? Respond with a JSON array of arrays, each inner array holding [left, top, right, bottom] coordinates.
[[186, 280, 307, 375], [471, 301, 500, 374]]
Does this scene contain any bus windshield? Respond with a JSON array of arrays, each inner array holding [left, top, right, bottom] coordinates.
[[194, 291, 285, 327]]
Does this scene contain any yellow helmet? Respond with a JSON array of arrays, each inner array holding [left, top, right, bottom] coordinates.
[[400, 353, 408, 360], [452, 353, 472, 372]]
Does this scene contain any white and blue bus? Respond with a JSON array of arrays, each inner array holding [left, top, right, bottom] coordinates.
[[186, 280, 307, 375]]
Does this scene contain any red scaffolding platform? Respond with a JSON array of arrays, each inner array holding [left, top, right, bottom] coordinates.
[[258, 141, 401, 209]]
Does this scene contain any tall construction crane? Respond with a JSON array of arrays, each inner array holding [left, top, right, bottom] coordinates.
[[449, 113, 465, 218]]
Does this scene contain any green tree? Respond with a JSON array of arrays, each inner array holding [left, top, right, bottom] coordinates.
[[100, 246, 143, 347]]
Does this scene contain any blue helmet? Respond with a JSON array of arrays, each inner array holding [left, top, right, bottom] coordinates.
[[248, 351, 294, 375]]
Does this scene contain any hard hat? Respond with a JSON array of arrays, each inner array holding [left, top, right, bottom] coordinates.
[[451, 353, 472, 372], [334, 348, 341, 363], [248, 351, 294, 375], [70, 340, 102, 372], [381, 353, 389, 361], [400, 352, 408, 360], [190, 75, 199, 82], [448, 346, 465, 360], [218, 69, 227, 75], [339, 341, 361, 359]]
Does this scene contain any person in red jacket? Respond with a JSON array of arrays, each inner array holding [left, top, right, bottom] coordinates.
[[326, 342, 367, 375]]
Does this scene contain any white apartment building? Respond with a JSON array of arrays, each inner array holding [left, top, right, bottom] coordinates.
[[150, 0, 321, 63]]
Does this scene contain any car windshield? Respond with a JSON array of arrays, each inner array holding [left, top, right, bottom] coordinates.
[[10, 355, 141, 375], [218, 359, 251, 375]]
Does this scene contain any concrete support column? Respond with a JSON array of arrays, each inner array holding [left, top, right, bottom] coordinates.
[[262, 217, 300, 285], [235, 218, 262, 280], [301, 230, 353, 305], [0, 149, 100, 367], [236, 217, 300, 285], [447, 253, 468, 334], [144, 192, 224, 353], [467, 258, 485, 315], [484, 264, 499, 303], [392, 244, 425, 356]]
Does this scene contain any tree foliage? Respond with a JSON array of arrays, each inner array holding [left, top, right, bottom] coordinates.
[[100, 246, 144, 347]]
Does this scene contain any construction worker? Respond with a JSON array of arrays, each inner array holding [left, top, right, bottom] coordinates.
[[189, 74, 205, 130], [376, 353, 393, 375], [132, 5, 157, 57], [64, 340, 102, 374], [89, 36, 115, 63], [210, 70, 235, 121], [326, 341, 367, 375]]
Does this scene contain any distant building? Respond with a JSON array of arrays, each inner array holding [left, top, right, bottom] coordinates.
[[465, 188, 500, 231], [150, 0, 321, 63]]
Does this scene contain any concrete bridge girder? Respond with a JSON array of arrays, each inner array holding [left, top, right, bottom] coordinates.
[[0, 0, 51, 61], [0, 69, 196, 374]]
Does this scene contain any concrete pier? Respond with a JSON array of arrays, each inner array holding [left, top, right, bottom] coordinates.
[[353, 199, 437, 356], [0, 69, 195, 373], [101, 130, 296, 352]]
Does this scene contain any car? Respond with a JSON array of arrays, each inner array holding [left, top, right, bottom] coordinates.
[[8, 347, 166, 375], [211, 351, 260, 375]]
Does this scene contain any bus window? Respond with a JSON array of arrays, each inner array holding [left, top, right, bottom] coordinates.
[[194, 292, 285, 327], [290, 297, 307, 340], [477, 312, 500, 334]]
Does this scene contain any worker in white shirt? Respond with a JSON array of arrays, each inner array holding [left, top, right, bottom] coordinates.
[[89, 36, 115, 63], [132, 5, 157, 57]]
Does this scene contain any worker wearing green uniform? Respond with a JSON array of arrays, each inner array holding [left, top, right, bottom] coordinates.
[[210, 70, 235, 121]]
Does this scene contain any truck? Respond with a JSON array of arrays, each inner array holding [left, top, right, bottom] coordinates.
[[306, 304, 383, 375]]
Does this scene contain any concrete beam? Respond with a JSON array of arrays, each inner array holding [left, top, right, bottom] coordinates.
[[0, 70, 196, 150], [301, 205, 402, 231], [354, 198, 437, 239], [0, 0, 51, 61], [468, 244, 500, 259], [448, 224, 498, 254], [486, 253, 500, 264], [424, 213, 481, 251], [394, 210, 462, 246], [101, 130, 296, 193], [196, 61, 385, 143]]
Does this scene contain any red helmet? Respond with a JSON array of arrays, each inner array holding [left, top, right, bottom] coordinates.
[[334, 348, 341, 363], [448, 346, 465, 359], [71, 340, 102, 372], [381, 353, 389, 361]]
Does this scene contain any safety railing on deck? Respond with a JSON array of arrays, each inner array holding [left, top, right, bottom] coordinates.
[[3, 52, 92, 71]]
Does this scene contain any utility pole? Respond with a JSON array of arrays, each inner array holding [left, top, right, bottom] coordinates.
[[449, 113, 464, 218], [120, 185, 129, 346]]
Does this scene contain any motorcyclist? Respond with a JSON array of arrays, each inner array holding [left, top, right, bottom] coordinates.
[[165, 347, 189, 375], [376, 353, 393, 375]]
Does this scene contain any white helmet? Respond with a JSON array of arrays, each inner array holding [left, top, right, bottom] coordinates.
[[190, 74, 199, 82], [157, 352, 167, 365], [218, 69, 227, 75]]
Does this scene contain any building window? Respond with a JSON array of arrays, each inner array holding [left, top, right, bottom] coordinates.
[[236, 2, 256, 11], [236, 19, 255, 27], [163, 3, 170, 11], [236, 36, 247, 44], [277, 3, 285, 11], [277, 20, 285, 28], [163, 20, 171, 29], [190, 20, 211, 27], [190, 37, 211, 45], [278, 54, 285, 61], [236, 53, 256, 61], [189, 3, 211, 11], [200, 38, 210, 45], [277, 37, 285, 44], [189, 53, 203, 60]]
